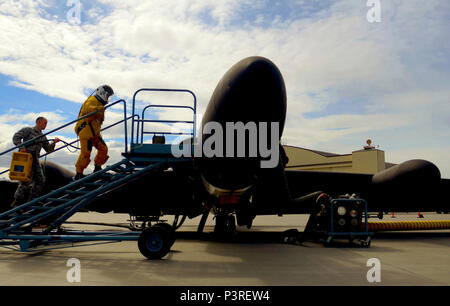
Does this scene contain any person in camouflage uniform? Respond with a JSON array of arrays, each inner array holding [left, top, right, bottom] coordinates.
[[11, 117, 60, 207]]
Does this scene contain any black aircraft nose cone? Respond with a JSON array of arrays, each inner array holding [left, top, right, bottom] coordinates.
[[202, 56, 287, 134], [199, 56, 287, 191]]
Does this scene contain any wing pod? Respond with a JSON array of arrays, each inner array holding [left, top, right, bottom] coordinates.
[[371, 159, 442, 211]]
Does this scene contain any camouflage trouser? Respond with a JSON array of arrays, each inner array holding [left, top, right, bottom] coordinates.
[[14, 159, 45, 204]]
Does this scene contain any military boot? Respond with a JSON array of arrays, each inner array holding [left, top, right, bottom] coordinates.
[[74, 172, 85, 181]]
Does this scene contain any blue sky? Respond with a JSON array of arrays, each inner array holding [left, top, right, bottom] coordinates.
[[0, 0, 449, 178]]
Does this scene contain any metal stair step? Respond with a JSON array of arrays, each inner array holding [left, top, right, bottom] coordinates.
[[27, 206, 52, 210], [47, 198, 71, 203], [113, 166, 135, 173], [83, 182, 105, 187], [65, 190, 90, 195], [98, 173, 114, 179]]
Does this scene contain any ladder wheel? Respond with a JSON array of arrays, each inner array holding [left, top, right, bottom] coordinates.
[[138, 226, 171, 260], [323, 236, 333, 247], [153, 223, 176, 248], [360, 237, 371, 248]]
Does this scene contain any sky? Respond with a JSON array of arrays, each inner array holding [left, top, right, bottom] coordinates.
[[0, 0, 449, 178]]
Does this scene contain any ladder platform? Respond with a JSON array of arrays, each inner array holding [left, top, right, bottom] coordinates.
[[0, 159, 166, 234], [124, 143, 193, 157], [122, 144, 194, 167], [125, 144, 175, 156]]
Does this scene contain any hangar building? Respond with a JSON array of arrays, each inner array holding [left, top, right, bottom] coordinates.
[[283, 140, 395, 174]]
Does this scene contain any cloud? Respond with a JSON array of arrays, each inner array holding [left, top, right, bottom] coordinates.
[[0, 0, 449, 177]]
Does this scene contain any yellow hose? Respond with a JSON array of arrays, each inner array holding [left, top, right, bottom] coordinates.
[[363, 220, 450, 231]]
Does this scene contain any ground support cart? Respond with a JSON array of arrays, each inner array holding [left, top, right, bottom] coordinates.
[[294, 195, 373, 247], [324, 198, 373, 247]]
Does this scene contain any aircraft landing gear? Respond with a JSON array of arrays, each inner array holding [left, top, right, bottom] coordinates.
[[214, 214, 237, 240]]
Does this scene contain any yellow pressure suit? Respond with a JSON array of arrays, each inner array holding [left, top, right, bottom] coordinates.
[[75, 95, 109, 173]]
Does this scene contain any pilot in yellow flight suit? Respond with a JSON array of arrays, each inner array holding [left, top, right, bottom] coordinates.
[[74, 85, 114, 180]]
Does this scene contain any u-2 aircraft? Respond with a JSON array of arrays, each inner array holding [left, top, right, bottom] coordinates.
[[1, 56, 448, 235]]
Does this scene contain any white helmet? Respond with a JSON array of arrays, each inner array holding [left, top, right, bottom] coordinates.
[[94, 84, 114, 104]]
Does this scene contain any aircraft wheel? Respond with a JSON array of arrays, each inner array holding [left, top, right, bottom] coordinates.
[[214, 215, 237, 240], [360, 237, 371, 248], [282, 229, 300, 244], [138, 226, 171, 260], [153, 223, 176, 248], [323, 236, 333, 247]]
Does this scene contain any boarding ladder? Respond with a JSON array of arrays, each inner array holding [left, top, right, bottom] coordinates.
[[0, 159, 165, 235], [0, 88, 196, 258]]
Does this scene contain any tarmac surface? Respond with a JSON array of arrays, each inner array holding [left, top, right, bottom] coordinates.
[[0, 212, 449, 286]]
